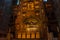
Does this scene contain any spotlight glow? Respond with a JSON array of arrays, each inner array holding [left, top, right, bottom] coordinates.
[[43, 0, 47, 2], [17, 0, 19, 5]]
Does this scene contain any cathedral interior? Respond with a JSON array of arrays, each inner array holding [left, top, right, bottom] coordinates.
[[0, 0, 60, 40]]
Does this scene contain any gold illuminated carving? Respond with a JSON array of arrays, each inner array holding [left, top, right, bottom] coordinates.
[[36, 32, 40, 38], [23, 2, 27, 6], [26, 28, 37, 31], [23, 0, 28, 1], [16, 25, 20, 30], [22, 14, 26, 16], [31, 33, 35, 38], [28, 2, 34, 10], [22, 7, 27, 10], [35, 13, 39, 15], [23, 17, 40, 32], [27, 33, 30, 38], [18, 33, 21, 38], [34, 1, 39, 4], [15, 0, 47, 39], [35, 5, 40, 8], [22, 33, 26, 38]]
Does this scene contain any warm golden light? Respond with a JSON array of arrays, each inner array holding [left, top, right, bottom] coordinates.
[[31, 33, 35, 38], [22, 14, 26, 16], [23, 2, 27, 6], [35, 6, 40, 8], [18, 33, 21, 38], [22, 7, 27, 10], [15, 0, 47, 39], [26, 33, 30, 38], [34, 1, 39, 4], [36, 32, 40, 38], [22, 33, 26, 38], [26, 28, 37, 31], [28, 2, 34, 10], [36, 13, 39, 15]]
